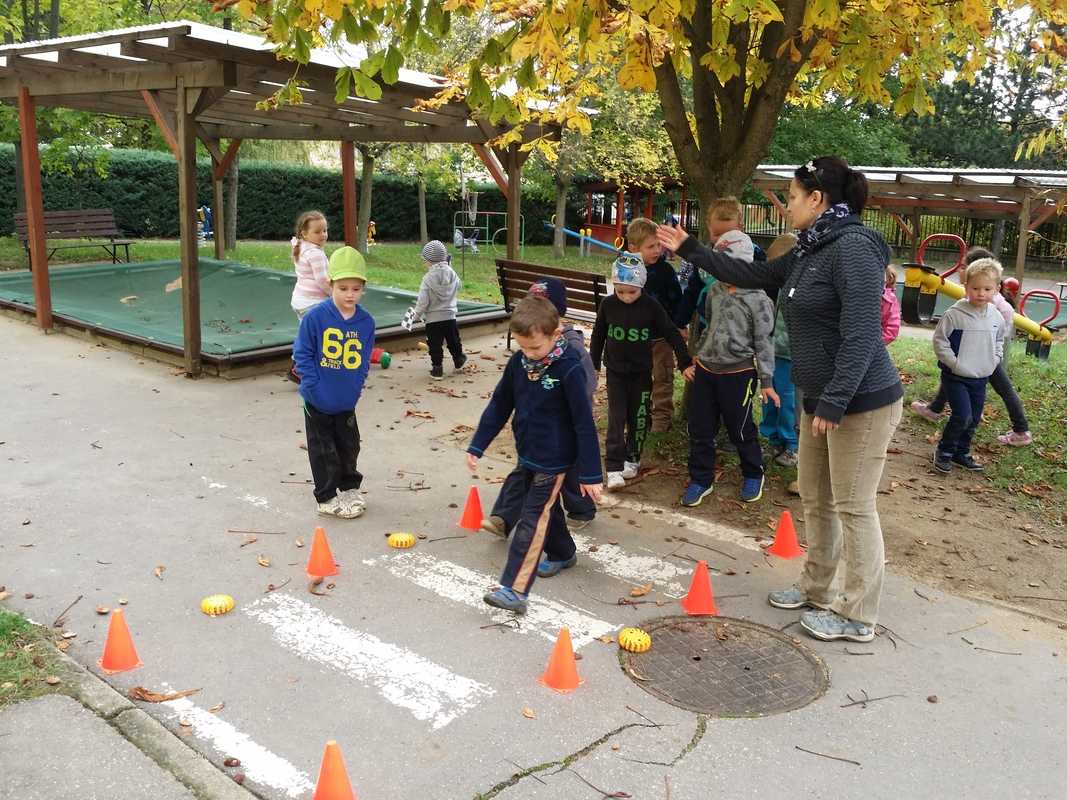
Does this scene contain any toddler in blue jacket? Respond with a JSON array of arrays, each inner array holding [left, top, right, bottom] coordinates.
[[293, 246, 376, 518]]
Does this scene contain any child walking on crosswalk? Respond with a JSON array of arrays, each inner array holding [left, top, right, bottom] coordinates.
[[466, 296, 603, 614]]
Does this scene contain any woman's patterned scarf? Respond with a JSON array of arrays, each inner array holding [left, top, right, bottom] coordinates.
[[794, 202, 852, 258], [522, 335, 567, 382]]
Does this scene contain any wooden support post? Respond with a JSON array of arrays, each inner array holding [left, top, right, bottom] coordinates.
[[644, 189, 653, 219], [505, 144, 522, 260], [585, 190, 592, 225], [615, 186, 625, 243], [176, 79, 202, 377], [910, 208, 922, 263], [340, 140, 358, 247], [680, 187, 687, 229], [1015, 193, 1031, 287], [16, 86, 52, 330], [212, 174, 225, 260]]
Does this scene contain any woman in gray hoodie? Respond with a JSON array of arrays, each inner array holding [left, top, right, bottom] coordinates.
[[658, 156, 903, 645], [414, 240, 467, 379]]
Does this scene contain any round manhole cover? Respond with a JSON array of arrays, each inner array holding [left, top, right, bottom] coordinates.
[[620, 616, 829, 717]]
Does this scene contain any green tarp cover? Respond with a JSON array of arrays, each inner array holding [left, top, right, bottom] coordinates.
[[0, 260, 500, 356]]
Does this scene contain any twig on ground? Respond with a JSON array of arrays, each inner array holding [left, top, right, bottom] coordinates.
[[840, 690, 906, 709], [664, 775, 671, 800], [427, 535, 467, 544], [844, 648, 875, 656], [974, 647, 1022, 656], [913, 588, 932, 602], [876, 623, 914, 647], [945, 620, 988, 636], [673, 536, 737, 561], [794, 745, 861, 767], [625, 705, 662, 728], [226, 528, 285, 535], [504, 760, 545, 785], [565, 768, 631, 798], [219, 433, 242, 442], [961, 636, 975, 645], [779, 620, 800, 631], [52, 595, 83, 628], [479, 619, 520, 631], [264, 578, 291, 594], [280, 480, 311, 484], [1010, 595, 1067, 603]]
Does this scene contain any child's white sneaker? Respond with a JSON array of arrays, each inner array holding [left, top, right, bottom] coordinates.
[[317, 496, 347, 517], [606, 471, 626, 490], [337, 489, 366, 517], [621, 461, 640, 479]]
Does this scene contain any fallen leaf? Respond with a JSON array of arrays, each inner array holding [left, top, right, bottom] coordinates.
[[0, 591, 9, 602], [597, 634, 616, 644], [129, 686, 201, 703], [630, 583, 652, 598], [24, 592, 34, 599], [60, 631, 77, 639], [238, 318, 253, 324], [626, 666, 651, 682], [521, 706, 536, 719], [165, 276, 182, 293], [257, 555, 271, 568], [118, 597, 128, 605], [233, 772, 245, 784], [153, 565, 166, 580], [404, 410, 435, 420], [179, 717, 192, 727], [208, 702, 225, 713], [295, 538, 305, 548], [119, 294, 138, 304], [224, 757, 241, 767], [44, 675, 61, 685], [608, 540, 619, 545], [95, 606, 110, 615]]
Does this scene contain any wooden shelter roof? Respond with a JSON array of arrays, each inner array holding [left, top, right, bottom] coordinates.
[[0, 20, 542, 145]]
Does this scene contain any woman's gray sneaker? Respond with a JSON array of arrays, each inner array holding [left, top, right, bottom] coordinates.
[[767, 586, 816, 610], [799, 609, 875, 643]]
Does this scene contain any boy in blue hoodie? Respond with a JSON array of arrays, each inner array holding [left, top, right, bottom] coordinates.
[[293, 246, 376, 518], [467, 296, 603, 615]]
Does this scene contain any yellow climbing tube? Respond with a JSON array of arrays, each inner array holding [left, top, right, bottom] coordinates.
[[904, 266, 1053, 344]]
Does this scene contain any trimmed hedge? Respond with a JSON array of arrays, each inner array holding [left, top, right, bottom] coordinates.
[[0, 145, 584, 245]]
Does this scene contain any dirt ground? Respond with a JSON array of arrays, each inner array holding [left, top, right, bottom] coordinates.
[[627, 414, 1067, 627]]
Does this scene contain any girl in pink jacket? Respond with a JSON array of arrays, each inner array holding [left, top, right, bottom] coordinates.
[[881, 265, 901, 345], [290, 210, 331, 317]]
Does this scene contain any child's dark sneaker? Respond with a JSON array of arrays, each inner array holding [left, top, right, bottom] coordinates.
[[933, 451, 953, 473], [537, 554, 577, 578], [680, 482, 714, 507], [740, 475, 765, 502], [430, 365, 444, 380], [454, 354, 468, 371], [483, 586, 528, 614], [951, 453, 984, 471]]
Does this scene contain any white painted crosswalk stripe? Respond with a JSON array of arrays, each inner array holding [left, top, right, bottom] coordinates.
[[244, 593, 494, 730], [361, 551, 617, 648], [572, 533, 689, 598], [159, 694, 314, 798]]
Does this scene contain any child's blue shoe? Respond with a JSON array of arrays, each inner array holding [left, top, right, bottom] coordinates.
[[537, 554, 577, 578], [740, 475, 765, 503], [680, 482, 714, 507], [483, 586, 528, 615]]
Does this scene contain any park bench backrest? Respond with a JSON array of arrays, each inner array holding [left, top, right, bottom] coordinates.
[[14, 209, 123, 242], [495, 259, 608, 317]]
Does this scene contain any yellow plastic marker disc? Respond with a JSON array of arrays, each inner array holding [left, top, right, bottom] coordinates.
[[387, 532, 417, 549], [618, 627, 652, 653], [200, 594, 235, 617]]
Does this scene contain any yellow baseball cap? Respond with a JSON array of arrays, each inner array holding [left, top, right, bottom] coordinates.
[[328, 246, 368, 282]]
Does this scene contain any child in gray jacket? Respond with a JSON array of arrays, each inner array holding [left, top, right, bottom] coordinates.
[[414, 240, 467, 379], [681, 275, 778, 506], [932, 258, 1006, 473]]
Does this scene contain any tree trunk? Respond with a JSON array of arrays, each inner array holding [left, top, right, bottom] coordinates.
[[224, 154, 239, 250], [357, 150, 375, 254], [990, 219, 1006, 259], [47, 0, 58, 38], [552, 176, 569, 259], [417, 175, 428, 244]]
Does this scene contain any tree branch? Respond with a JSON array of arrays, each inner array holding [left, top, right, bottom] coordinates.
[[654, 56, 706, 190]]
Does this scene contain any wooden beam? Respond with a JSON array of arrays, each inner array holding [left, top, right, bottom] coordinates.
[[212, 174, 225, 260], [761, 188, 787, 220], [176, 77, 202, 377], [212, 139, 242, 182], [888, 212, 913, 240], [340, 141, 358, 247], [197, 122, 488, 143], [192, 86, 231, 118], [16, 85, 52, 330], [195, 126, 224, 163], [1028, 201, 1062, 230], [473, 144, 507, 194], [910, 208, 922, 262], [0, 59, 235, 98], [141, 89, 179, 158], [505, 144, 522, 260], [1015, 193, 1030, 286]]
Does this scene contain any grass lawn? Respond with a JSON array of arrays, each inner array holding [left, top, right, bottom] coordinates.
[[0, 607, 59, 708], [0, 236, 618, 305]]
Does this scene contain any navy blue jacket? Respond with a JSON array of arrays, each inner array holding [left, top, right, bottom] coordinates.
[[294, 298, 375, 414], [468, 346, 603, 483], [644, 256, 703, 328]]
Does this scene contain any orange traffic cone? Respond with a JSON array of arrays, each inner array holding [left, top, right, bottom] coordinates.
[[767, 510, 804, 559], [680, 560, 718, 616], [312, 740, 356, 800], [539, 627, 582, 693], [306, 526, 339, 578], [98, 608, 142, 674], [458, 485, 484, 531]]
